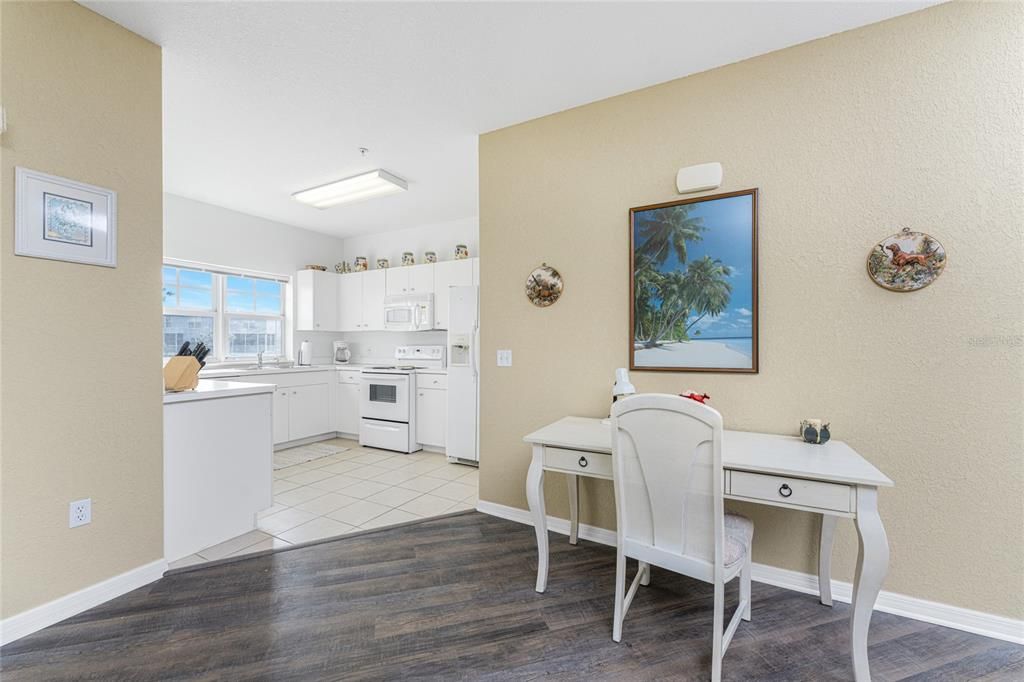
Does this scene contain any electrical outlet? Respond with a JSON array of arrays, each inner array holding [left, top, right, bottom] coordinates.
[[497, 349, 513, 367], [69, 498, 91, 528]]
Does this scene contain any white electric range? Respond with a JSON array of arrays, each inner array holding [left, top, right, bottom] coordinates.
[[359, 345, 445, 453]]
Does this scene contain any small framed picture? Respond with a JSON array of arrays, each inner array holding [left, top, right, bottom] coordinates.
[[15, 167, 117, 268]]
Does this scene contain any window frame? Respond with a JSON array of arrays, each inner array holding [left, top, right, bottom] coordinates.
[[163, 259, 291, 364]]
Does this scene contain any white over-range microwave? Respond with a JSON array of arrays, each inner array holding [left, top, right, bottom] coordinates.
[[383, 294, 434, 331]]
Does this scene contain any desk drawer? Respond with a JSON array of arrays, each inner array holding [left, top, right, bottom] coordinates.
[[728, 471, 853, 513], [545, 447, 612, 477]]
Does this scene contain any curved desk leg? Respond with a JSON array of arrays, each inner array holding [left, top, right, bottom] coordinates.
[[567, 474, 579, 545], [851, 486, 889, 682], [526, 445, 549, 593], [819, 514, 838, 606]]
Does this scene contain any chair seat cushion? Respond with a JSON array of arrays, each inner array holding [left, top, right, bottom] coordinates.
[[724, 513, 754, 567]]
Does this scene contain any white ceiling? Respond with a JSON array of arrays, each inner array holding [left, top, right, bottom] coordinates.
[[83, 1, 935, 238]]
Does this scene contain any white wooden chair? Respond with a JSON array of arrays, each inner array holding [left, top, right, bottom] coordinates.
[[610, 393, 753, 682]]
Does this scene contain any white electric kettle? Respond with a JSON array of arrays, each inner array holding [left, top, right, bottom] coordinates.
[[332, 341, 351, 365], [297, 339, 313, 366]]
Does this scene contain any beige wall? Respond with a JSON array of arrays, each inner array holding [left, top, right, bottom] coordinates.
[[479, 1, 1023, 618], [1, 2, 163, 617]]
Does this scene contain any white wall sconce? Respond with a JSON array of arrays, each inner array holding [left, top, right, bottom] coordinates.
[[676, 162, 722, 194]]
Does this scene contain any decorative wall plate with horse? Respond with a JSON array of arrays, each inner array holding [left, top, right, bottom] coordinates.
[[867, 228, 946, 292]]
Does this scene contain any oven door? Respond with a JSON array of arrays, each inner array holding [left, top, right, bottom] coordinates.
[[360, 372, 410, 422], [384, 304, 416, 331]]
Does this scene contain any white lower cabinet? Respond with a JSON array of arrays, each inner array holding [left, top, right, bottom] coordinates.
[[287, 383, 331, 441], [273, 389, 290, 443], [230, 371, 332, 445], [333, 370, 361, 435], [416, 386, 447, 448]]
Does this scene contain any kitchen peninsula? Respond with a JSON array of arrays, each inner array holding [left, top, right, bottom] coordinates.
[[163, 380, 275, 562]]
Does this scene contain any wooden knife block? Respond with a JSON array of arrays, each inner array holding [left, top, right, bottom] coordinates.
[[164, 356, 201, 392]]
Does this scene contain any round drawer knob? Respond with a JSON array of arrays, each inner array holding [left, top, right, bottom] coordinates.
[[578, 456, 589, 468], [778, 483, 793, 498]]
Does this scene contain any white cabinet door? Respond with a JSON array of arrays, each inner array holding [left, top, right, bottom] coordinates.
[[337, 273, 363, 331], [433, 259, 475, 329], [361, 270, 387, 330], [296, 270, 340, 331], [288, 383, 331, 441], [336, 383, 360, 435], [416, 387, 446, 448], [273, 389, 290, 444], [385, 268, 408, 297], [407, 263, 434, 295]]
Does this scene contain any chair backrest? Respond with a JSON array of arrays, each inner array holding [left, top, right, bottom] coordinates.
[[611, 393, 725, 581]]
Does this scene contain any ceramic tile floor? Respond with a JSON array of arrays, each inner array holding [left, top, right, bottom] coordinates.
[[168, 438, 478, 569]]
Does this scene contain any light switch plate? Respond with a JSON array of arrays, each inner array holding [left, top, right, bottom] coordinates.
[[497, 349, 512, 367]]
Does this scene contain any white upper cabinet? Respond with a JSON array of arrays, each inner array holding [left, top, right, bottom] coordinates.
[[337, 269, 386, 331], [295, 269, 340, 331], [337, 272, 363, 331], [385, 263, 435, 296], [433, 258, 477, 329], [362, 270, 386, 330]]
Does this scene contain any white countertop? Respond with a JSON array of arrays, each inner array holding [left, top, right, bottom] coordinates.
[[200, 364, 336, 378], [164, 379, 276, 404], [200, 363, 447, 378]]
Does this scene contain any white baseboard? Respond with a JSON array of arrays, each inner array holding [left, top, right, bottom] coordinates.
[[0, 558, 167, 646], [476, 500, 1024, 645]]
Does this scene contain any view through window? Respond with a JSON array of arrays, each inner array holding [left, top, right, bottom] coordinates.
[[162, 264, 286, 361]]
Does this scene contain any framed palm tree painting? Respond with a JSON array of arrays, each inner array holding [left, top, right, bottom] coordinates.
[[630, 188, 758, 373]]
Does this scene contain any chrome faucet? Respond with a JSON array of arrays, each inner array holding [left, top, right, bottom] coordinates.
[[257, 350, 264, 370]]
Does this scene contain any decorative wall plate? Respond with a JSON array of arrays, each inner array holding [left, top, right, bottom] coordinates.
[[867, 228, 946, 292], [525, 264, 563, 307]]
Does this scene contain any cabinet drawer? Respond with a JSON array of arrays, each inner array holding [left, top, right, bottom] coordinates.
[[728, 471, 853, 513], [545, 447, 612, 478], [337, 370, 361, 385], [417, 373, 447, 390]]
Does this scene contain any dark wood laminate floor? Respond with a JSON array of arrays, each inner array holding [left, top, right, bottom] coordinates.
[[2, 512, 1021, 681]]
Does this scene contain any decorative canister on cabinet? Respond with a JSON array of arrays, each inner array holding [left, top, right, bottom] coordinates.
[[424, 251, 437, 264], [354, 256, 368, 272], [455, 244, 469, 260], [334, 262, 346, 273], [402, 252, 415, 266], [376, 258, 390, 269]]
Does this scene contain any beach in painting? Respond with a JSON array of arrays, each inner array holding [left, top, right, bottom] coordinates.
[[633, 337, 752, 369]]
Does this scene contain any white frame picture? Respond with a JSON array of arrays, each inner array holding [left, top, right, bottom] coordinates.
[[15, 167, 117, 268]]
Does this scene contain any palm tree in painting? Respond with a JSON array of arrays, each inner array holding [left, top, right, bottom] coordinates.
[[634, 204, 705, 267], [633, 199, 734, 347], [682, 256, 732, 334]]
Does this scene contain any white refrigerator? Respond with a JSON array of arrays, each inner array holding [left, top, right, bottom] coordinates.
[[446, 286, 479, 463]]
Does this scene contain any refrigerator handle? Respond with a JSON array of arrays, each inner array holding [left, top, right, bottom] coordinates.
[[472, 327, 480, 378]]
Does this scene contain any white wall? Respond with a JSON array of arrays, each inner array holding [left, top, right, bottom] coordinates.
[[340, 216, 478, 267], [163, 194, 347, 363]]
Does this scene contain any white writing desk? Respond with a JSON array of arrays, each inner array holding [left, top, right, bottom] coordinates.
[[523, 416, 893, 682]]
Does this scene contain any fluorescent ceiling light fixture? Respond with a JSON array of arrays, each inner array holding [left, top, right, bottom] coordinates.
[[292, 169, 407, 209]]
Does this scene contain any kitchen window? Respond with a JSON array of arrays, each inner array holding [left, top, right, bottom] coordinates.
[[162, 261, 289, 363]]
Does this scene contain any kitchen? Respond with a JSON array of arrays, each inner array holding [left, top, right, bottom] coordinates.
[[162, 196, 481, 567]]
